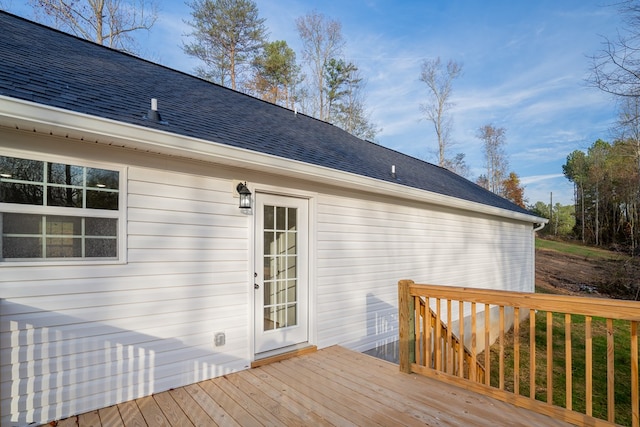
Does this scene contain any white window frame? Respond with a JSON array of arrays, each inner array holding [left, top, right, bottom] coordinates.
[[0, 151, 127, 266]]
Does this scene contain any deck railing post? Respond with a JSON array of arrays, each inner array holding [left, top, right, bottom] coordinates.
[[398, 279, 415, 374]]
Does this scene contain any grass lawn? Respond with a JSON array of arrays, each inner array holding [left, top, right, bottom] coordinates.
[[486, 312, 635, 426], [535, 238, 624, 261]]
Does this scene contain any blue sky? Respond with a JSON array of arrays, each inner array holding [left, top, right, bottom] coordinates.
[[2, 0, 624, 205]]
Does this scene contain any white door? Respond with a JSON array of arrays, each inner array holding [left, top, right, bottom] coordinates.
[[254, 193, 309, 355]]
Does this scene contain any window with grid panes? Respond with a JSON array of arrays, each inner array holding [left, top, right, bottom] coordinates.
[[0, 155, 121, 261]]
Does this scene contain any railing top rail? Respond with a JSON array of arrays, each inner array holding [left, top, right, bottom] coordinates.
[[405, 281, 640, 321]]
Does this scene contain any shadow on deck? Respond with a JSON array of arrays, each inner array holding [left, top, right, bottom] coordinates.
[[51, 345, 573, 426]]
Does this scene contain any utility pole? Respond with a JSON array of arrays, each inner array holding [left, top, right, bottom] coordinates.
[[549, 192, 553, 235]]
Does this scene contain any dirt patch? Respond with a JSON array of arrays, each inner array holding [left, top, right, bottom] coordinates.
[[536, 247, 640, 300]]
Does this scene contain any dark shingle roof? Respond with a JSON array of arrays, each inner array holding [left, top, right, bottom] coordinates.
[[0, 11, 534, 217]]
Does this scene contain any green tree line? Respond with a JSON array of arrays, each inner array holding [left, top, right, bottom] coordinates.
[[563, 139, 640, 253]]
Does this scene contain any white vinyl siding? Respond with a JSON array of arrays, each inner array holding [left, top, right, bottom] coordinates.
[[0, 138, 537, 426], [0, 166, 251, 426], [315, 194, 533, 352]]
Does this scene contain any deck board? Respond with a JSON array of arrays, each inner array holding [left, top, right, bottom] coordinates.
[[97, 405, 124, 426], [151, 391, 194, 426], [48, 345, 575, 427], [167, 386, 217, 426], [117, 400, 147, 427], [136, 395, 171, 427]]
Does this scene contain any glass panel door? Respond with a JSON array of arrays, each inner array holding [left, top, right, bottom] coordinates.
[[255, 193, 308, 354]]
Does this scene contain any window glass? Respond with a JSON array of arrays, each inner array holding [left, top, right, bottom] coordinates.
[[276, 206, 286, 230], [87, 167, 119, 190], [86, 217, 117, 236], [0, 155, 121, 261], [0, 156, 43, 181], [3, 211, 42, 234], [47, 216, 82, 235], [2, 236, 42, 258], [0, 155, 119, 209], [0, 182, 43, 205], [263, 205, 274, 229], [48, 163, 83, 186], [1, 213, 118, 259], [85, 238, 117, 257], [86, 190, 118, 210], [46, 237, 81, 258], [47, 186, 83, 208]]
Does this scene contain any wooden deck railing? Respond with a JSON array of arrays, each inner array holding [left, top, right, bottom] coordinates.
[[415, 296, 486, 383], [398, 279, 640, 427]]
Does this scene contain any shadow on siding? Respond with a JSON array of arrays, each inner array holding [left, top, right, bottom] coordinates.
[[0, 299, 232, 426], [362, 292, 399, 364]]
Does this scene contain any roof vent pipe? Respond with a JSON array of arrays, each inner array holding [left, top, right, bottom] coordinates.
[[145, 98, 164, 123], [391, 164, 396, 179]]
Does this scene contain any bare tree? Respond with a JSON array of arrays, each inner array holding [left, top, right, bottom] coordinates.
[[184, 0, 267, 91], [442, 152, 470, 177], [589, 1, 640, 98], [419, 57, 462, 166], [29, 0, 158, 53], [615, 97, 640, 252], [296, 11, 345, 121], [477, 124, 508, 195]]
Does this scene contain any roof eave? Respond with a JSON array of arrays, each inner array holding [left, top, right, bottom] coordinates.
[[0, 96, 546, 225]]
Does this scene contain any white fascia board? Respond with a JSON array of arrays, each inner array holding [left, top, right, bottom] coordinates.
[[0, 96, 546, 225]]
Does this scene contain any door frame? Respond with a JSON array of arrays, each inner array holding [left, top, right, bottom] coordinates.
[[249, 185, 316, 360]]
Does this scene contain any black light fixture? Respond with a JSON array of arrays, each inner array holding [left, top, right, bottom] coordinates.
[[236, 182, 252, 210]]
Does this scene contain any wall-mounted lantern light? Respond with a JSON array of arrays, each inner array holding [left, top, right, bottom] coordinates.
[[236, 182, 252, 210]]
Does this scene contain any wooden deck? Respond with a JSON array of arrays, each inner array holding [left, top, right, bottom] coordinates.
[[51, 346, 574, 426]]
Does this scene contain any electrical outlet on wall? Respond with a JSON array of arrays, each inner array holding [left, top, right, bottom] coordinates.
[[215, 332, 225, 347]]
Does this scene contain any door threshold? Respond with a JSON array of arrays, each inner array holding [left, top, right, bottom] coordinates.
[[251, 345, 317, 368]]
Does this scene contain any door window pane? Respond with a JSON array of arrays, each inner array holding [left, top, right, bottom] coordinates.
[[264, 282, 275, 306], [287, 280, 297, 301], [276, 256, 285, 280], [276, 206, 286, 230], [287, 233, 296, 254], [286, 304, 297, 327], [287, 256, 296, 279], [287, 208, 297, 230], [263, 205, 274, 229], [264, 231, 275, 255], [264, 307, 276, 331]]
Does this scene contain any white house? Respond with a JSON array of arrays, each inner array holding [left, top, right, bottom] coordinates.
[[0, 11, 545, 426]]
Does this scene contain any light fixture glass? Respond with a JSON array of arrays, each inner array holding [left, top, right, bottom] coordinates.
[[236, 182, 252, 210]]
